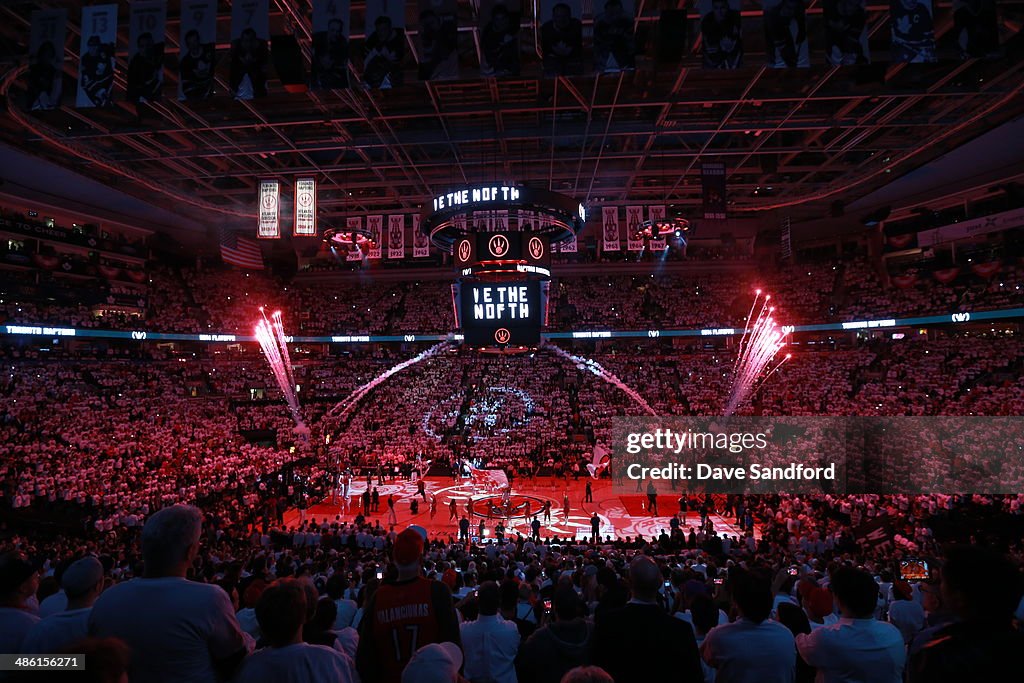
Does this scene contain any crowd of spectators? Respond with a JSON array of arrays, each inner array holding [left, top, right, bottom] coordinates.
[[1, 246, 1024, 681], [3, 243, 1023, 338]]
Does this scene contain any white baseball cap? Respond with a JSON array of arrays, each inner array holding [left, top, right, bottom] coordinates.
[[401, 642, 463, 683]]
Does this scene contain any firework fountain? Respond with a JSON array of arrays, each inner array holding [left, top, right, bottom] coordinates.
[[546, 344, 658, 416], [325, 342, 450, 423], [254, 308, 307, 438], [725, 290, 791, 415]]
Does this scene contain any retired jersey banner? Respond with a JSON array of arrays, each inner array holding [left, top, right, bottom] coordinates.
[[602, 206, 621, 252], [346, 216, 364, 260], [387, 215, 405, 259], [28, 9, 67, 111], [648, 205, 666, 250], [293, 178, 317, 237], [230, 0, 270, 99], [367, 215, 383, 259], [179, 0, 217, 101], [312, 0, 351, 89], [257, 180, 281, 239], [128, 1, 166, 103], [625, 205, 644, 251], [77, 5, 118, 108], [412, 214, 430, 257], [701, 162, 727, 219]]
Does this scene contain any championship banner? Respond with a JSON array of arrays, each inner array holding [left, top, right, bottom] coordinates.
[[346, 216, 364, 260], [701, 162, 727, 219], [763, 0, 808, 68], [230, 0, 270, 99], [625, 206, 644, 251], [891, 0, 936, 63], [77, 5, 118, 108], [387, 215, 405, 259], [412, 214, 430, 257], [698, 0, 743, 69], [127, 1, 166, 104], [417, 0, 458, 80], [648, 205, 666, 250], [257, 180, 281, 239], [27, 9, 67, 111], [293, 178, 317, 237], [367, 215, 383, 259], [312, 0, 351, 89], [560, 232, 578, 253], [824, 0, 869, 65], [479, 0, 522, 77], [602, 206, 621, 252], [781, 215, 792, 260], [594, 0, 637, 74], [179, 0, 217, 101]]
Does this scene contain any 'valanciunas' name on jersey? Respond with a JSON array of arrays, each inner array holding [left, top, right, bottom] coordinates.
[[376, 602, 430, 624]]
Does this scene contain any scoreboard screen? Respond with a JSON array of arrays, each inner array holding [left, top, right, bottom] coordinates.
[[459, 281, 541, 346]]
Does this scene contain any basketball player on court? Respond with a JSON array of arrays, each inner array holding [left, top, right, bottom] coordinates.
[[356, 527, 461, 683]]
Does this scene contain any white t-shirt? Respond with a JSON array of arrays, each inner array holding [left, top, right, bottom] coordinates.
[[675, 609, 730, 628], [0, 608, 40, 654], [21, 607, 91, 653], [332, 599, 358, 630], [89, 577, 246, 683], [701, 618, 796, 683], [796, 617, 905, 683], [232, 642, 357, 683], [37, 591, 68, 618]]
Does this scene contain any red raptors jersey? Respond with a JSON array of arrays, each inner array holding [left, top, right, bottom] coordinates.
[[369, 576, 443, 683]]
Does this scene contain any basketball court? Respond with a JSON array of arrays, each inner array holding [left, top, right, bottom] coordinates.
[[285, 475, 754, 542]]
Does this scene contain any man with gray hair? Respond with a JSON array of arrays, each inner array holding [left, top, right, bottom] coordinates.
[[89, 504, 248, 682]]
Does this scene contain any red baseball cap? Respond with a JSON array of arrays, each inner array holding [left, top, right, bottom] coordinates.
[[394, 527, 425, 565]]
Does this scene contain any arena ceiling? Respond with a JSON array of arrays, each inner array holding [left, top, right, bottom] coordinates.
[[1, 1, 1024, 235]]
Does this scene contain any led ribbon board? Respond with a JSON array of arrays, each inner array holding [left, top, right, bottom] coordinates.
[[422, 185, 586, 251]]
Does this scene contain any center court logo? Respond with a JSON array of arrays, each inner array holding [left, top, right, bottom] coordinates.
[[494, 328, 511, 344], [488, 234, 510, 258], [528, 236, 545, 260]]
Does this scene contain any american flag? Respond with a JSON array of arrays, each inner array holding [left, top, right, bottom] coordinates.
[[219, 228, 264, 270]]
